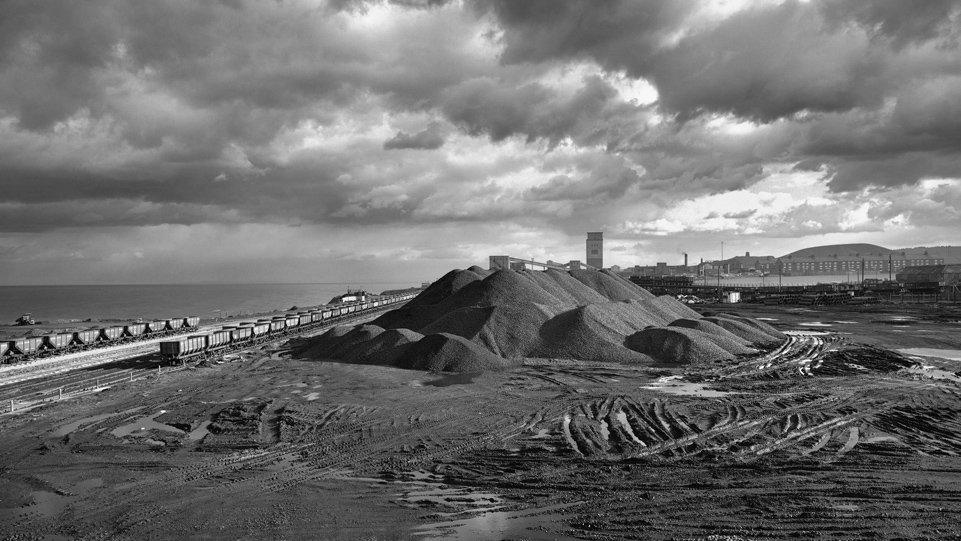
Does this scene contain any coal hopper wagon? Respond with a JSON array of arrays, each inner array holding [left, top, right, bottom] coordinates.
[[1, 315, 203, 364], [157, 293, 416, 363]]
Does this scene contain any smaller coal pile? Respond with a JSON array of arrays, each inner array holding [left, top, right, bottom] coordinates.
[[295, 267, 785, 371]]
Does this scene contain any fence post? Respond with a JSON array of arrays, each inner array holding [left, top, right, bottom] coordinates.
[[59, 388, 63, 400], [10, 399, 14, 413]]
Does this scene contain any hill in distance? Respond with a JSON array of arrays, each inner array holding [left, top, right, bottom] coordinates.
[[296, 267, 786, 372], [780, 243, 961, 263]]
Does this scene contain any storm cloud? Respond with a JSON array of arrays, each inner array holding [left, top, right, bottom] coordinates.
[[0, 0, 959, 283]]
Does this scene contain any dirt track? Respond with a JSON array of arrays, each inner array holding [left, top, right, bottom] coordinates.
[[0, 303, 960, 539]]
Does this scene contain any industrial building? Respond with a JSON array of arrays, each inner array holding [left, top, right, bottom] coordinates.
[[896, 264, 961, 299], [586, 232, 603, 269]]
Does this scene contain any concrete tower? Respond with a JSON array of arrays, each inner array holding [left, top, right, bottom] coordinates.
[[586, 232, 603, 269]]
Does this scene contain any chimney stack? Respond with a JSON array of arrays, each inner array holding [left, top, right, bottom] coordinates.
[[683, 253, 688, 267]]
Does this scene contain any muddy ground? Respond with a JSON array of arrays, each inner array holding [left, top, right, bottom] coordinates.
[[1, 302, 960, 539]]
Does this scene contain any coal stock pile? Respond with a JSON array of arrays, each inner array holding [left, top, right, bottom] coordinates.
[[2, 271, 961, 539], [296, 266, 786, 369]]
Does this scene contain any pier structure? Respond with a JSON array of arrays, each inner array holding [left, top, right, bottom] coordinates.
[[488, 255, 596, 272]]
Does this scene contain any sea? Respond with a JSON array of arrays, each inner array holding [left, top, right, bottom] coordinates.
[[0, 283, 420, 324]]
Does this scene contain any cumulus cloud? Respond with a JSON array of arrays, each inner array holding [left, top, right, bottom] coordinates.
[[1, 0, 960, 283], [384, 123, 445, 149]]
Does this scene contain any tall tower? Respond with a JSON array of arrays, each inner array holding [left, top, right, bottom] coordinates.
[[586, 232, 603, 269]]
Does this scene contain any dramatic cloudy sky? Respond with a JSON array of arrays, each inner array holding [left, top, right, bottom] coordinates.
[[2, 0, 960, 284]]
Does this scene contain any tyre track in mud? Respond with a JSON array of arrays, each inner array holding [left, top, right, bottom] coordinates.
[[81, 392, 540, 539], [533, 389, 875, 462]]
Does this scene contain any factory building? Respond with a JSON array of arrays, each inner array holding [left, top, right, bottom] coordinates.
[[896, 264, 961, 299], [586, 232, 603, 269]]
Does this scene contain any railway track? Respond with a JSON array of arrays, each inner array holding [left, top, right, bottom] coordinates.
[[0, 305, 403, 414]]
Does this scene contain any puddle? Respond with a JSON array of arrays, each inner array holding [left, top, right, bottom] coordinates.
[[786, 330, 832, 336], [642, 375, 730, 397], [616, 410, 644, 445], [425, 372, 481, 387], [903, 364, 961, 383], [412, 501, 582, 540], [28, 490, 69, 518], [25, 478, 103, 518], [561, 415, 580, 455], [111, 410, 186, 438], [304, 392, 320, 401], [898, 348, 961, 362], [597, 420, 610, 441], [832, 321, 858, 324], [54, 407, 144, 437], [398, 485, 502, 512], [187, 420, 212, 441], [799, 322, 832, 327], [755, 317, 778, 321]]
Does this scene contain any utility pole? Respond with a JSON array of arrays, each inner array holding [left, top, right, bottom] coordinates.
[[778, 260, 782, 291]]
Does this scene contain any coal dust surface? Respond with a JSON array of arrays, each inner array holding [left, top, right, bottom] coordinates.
[[1, 285, 960, 539]]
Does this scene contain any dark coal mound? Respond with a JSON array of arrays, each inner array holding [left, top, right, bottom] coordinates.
[[343, 328, 424, 365], [393, 333, 513, 372], [298, 268, 786, 371], [625, 327, 736, 365], [310, 324, 385, 360], [713, 312, 785, 338], [667, 319, 756, 354], [702, 316, 784, 346]]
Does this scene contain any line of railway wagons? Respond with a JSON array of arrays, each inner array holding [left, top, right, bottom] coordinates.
[[1, 317, 202, 364], [158, 293, 415, 362]]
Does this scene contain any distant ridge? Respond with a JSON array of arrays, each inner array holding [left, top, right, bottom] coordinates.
[[780, 243, 961, 263], [782, 243, 890, 259]]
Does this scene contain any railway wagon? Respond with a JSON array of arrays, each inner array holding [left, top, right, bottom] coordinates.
[[145, 321, 167, 334], [43, 333, 74, 352], [11, 337, 44, 356], [184, 317, 200, 328], [73, 329, 101, 346], [159, 336, 207, 360], [166, 318, 184, 331], [0, 342, 7, 358], [205, 330, 232, 350], [285, 316, 299, 328], [228, 327, 253, 341], [269, 320, 285, 332], [309, 311, 323, 323], [250, 323, 270, 337], [298, 314, 311, 326], [322, 310, 333, 319], [124, 323, 146, 338], [101, 326, 124, 341]]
